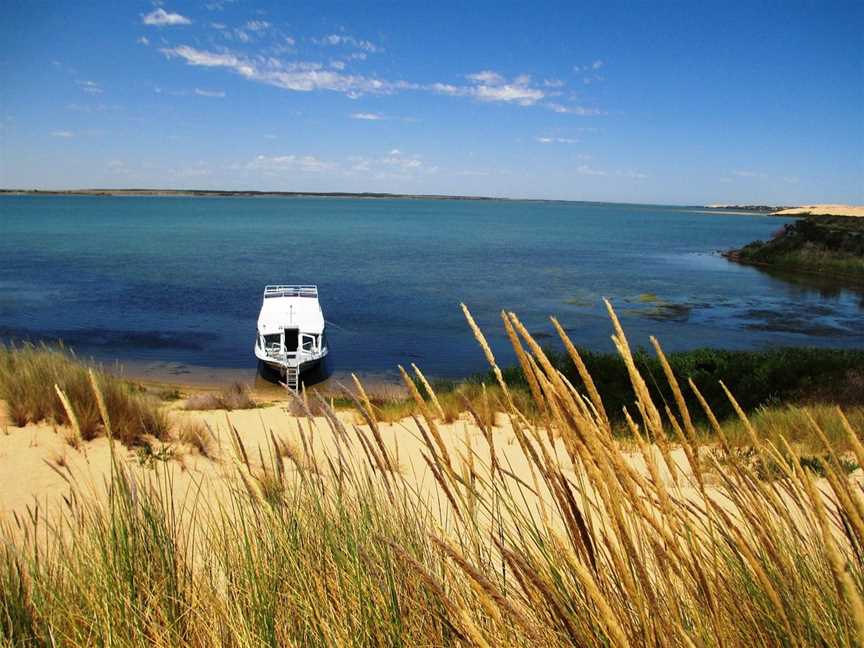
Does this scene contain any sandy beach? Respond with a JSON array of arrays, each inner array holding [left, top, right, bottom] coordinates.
[[0, 396, 692, 524], [774, 204, 864, 217]]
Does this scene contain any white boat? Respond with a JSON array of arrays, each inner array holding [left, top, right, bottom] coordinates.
[[254, 285, 328, 390]]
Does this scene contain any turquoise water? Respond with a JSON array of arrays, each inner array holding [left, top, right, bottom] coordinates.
[[1, 195, 862, 379]]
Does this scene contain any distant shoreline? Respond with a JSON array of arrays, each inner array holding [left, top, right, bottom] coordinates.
[[0, 188, 513, 201], [0, 189, 784, 211], [5, 189, 859, 217]]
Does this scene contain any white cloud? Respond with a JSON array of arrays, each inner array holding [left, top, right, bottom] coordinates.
[[381, 150, 423, 169], [66, 102, 119, 112], [576, 164, 607, 176], [317, 34, 380, 53], [263, 134, 278, 139], [573, 60, 606, 85], [543, 78, 565, 87], [159, 46, 600, 114], [432, 71, 545, 106], [51, 130, 74, 138], [161, 45, 411, 96], [535, 136, 579, 144], [244, 20, 270, 31], [247, 154, 335, 173], [137, 36, 150, 45], [143, 8, 192, 26], [351, 112, 385, 120], [546, 102, 603, 116], [76, 80, 102, 94], [194, 88, 226, 97], [732, 170, 761, 178], [466, 70, 504, 85]]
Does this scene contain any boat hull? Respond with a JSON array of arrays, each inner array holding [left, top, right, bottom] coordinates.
[[254, 347, 328, 376]]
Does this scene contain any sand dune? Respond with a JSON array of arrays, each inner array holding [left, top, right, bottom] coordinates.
[[0, 402, 693, 523], [774, 204, 864, 217]]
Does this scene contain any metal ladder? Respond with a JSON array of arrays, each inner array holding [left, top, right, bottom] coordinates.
[[285, 366, 299, 392]]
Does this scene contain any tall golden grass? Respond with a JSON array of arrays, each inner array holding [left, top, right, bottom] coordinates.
[[2, 303, 864, 646], [0, 343, 169, 445]]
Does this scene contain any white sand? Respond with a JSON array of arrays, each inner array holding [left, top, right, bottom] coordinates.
[[774, 204, 864, 217], [0, 402, 694, 522]]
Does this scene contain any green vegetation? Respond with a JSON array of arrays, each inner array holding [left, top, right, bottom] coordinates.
[[729, 216, 864, 280], [0, 343, 169, 445], [3, 306, 864, 646], [377, 346, 864, 440]]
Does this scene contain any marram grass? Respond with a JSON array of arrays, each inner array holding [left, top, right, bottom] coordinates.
[[3, 303, 864, 647]]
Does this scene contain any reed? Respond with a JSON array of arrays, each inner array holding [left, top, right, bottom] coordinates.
[[0, 343, 169, 445], [3, 307, 864, 647]]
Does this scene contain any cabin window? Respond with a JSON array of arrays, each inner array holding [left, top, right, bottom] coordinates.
[[264, 333, 281, 349], [301, 333, 315, 352]]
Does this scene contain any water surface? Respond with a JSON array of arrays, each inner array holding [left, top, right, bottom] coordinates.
[[1, 196, 862, 381]]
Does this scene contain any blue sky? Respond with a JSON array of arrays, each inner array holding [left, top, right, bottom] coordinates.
[[1, 0, 862, 204]]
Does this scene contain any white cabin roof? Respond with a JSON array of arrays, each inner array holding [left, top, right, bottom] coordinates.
[[257, 285, 325, 335]]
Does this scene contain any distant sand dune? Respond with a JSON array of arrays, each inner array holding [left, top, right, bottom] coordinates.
[[774, 204, 864, 217]]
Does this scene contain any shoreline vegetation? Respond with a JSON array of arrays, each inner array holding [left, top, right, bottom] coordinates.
[[725, 215, 864, 281], [5, 341, 864, 438], [3, 304, 864, 645]]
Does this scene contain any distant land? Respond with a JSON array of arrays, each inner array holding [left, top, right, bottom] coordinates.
[[725, 214, 864, 281], [705, 204, 788, 212], [2, 190, 861, 217], [0, 188, 508, 201], [706, 204, 864, 218]]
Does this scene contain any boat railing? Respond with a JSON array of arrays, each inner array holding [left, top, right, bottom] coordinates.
[[264, 285, 318, 298], [262, 346, 313, 366]]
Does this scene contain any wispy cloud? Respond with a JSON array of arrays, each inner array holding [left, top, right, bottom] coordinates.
[[66, 102, 120, 112], [194, 88, 226, 97], [573, 59, 605, 85], [381, 149, 423, 170], [546, 102, 604, 116], [732, 169, 762, 178], [143, 8, 192, 26], [161, 45, 410, 97], [247, 154, 335, 173], [432, 71, 545, 106], [315, 34, 380, 53], [159, 45, 603, 115], [576, 164, 607, 176], [239, 149, 435, 179], [137, 36, 150, 45], [535, 136, 579, 144], [51, 130, 74, 138], [244, 20, 270, 32], [76, 80, 102, 95], [351, 112, 385, 120]]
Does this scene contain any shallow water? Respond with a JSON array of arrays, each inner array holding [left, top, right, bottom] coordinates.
[[1, 195, 862, 381]]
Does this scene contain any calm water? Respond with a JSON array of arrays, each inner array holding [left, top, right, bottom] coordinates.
[[1, 196, 862, 381]]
